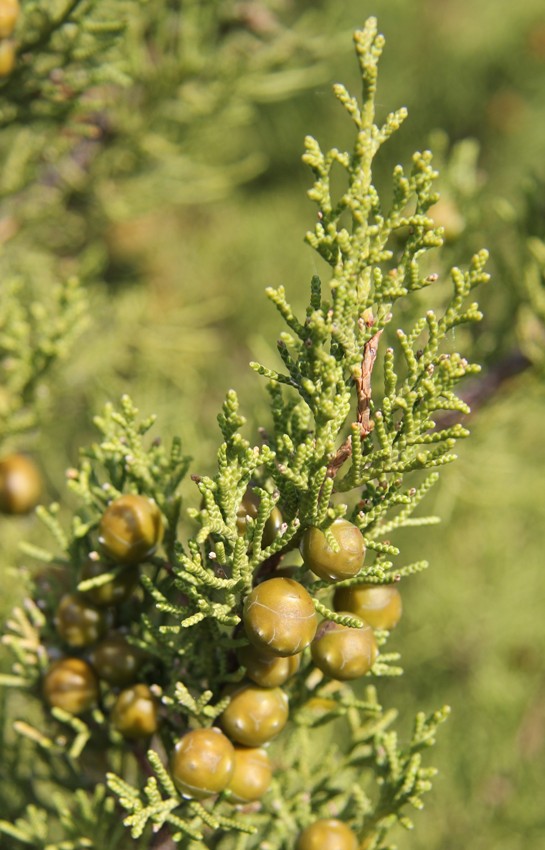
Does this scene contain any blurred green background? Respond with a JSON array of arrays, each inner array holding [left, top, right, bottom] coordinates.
[[2, 0, 545, 847]]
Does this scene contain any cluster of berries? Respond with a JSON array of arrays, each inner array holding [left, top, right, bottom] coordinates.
[[42, 494, 163, 739], [37, 489, 402, 847], [170, 511, 402, 846], [0, 0, 18, 77]]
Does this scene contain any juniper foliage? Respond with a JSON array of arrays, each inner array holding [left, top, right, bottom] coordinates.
[[0, 276, 87, 442], [0, 17, 491, 850], [0, 0, 354, 480], [1, 0, 348, 211]]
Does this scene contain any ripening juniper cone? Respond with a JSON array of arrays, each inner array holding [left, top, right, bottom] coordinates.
[[226, 747, 272, 803], [296, 818, 359, 850], [0, 0, 20, 37], [237, 642, 301, 687], [98, 494, 163, 565], [43, 657, 99, 715], [236, 487, 283, 547], [80, 557, 139, 607], [334, 583, 402, 630], [311, 616, 378, 680], [54, 592, 108, 647], [220, 683, 289, 746], [90, 634, 145, 686], [243, 577, 318, 656], [0, 453, 42, 514], [171, 728, 235, 799], [111, 683, 158, 739], [300, 519, 366, 582]]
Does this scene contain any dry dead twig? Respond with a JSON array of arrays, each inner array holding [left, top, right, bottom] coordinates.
[[326, 329, 383, 477]]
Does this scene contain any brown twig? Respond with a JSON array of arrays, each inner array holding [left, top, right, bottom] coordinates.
[[436, 347, 532, 429], [326, 329, 383, 477], [150, 826, 177, 850]]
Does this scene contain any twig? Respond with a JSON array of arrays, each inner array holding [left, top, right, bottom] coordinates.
[[327, 330, 383, 477], [150, 826, 176, 850], [436, 347, 532, 428]]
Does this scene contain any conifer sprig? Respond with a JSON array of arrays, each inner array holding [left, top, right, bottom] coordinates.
[[250, 18, 489, 533], [0, 0, 128, 130], [0, 276, 87, 442], [0, 16, 490, 850], [0, 785, 129, 850]]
